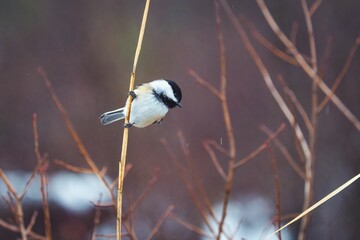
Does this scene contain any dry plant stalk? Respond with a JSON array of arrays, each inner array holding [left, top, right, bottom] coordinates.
[[117, 0, 151, 239]]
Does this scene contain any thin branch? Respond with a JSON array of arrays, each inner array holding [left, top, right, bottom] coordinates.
[[203, 141, 227, 180], [124, 171, 159, 219], [300, 1, 319, 238], [0, 218, 45, 240], [318, 37, 360, 111], [219, 0, 312, 165], [290, 21, 299, 46], [146, 205, 174, 240], [177, 131, 226, 237], [25, 211, 38, 234], [169, 214, 213, 239], [90, 195, 103, 240], [33, 114, 52, 240], [268, 144, 282, 240], [277, 75, 313, 132], [214, 2, 237, 239], [187, 68, 222, 99], [37, 67, 115, 205], [256, 0, 360, 131], [53, 159, 97, 174], [309, 0, 322, 16], [161, 138, 217, 238], [234, 123, 285, 168], [0, 169, 28, 240], [243, 17, 298, 66], [260, 125, 306, 180]]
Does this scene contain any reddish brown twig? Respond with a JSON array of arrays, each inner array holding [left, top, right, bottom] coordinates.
[[243, 17, 298, 66], [161, 138, 217, 238], [277, 75, 313, 132], [260, 125, 306, 180], [169, 213, 213, 239], [146, 205, 174, 240], [256, 0, 360, 131], [33, 114, 52, 240], [90, 195, 103, 240], [268, 144, 282, 240], [219, 0, 312, 166], [0, 169, 28, 240], [123, 171, 159, 219], [37, 67, 116, 207], [309, 0, 322, 16], [203, 141, 227, 180], [317, 37, 360, 111], [177, 132, 223, 233], [234, 123, 285, 168]]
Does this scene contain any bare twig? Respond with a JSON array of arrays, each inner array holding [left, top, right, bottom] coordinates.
[[90, 195, 103, 240], [0, 217, 45, 240], [277, 75, 313, 132], [203, 141, 227, 180], [53, 159, 94, 174], [213, 2, 236, 239], [161, 139, 217, 238], [37, 67, 115, 206], [317, 37, 360, 111], [0, 169, 28, 240], [187, 68, 223, 99], [219, 0, 312, 165], [260, 125, 305, 180], [234, 123, 285, 168], [268, 144, 282, 240], [177, 132, 224, 235], [25, 211, 38, 234], [243, 17, 298, 66], [146, 205, 174, 240], [309, 0, 322, 16], [299, 1, 319, 238], [290, 21, 299, 45], [33, 114, 52, 240], [169, 214, 213, 239], [123, 171, 159, 219], [256, 0, 360, 131]]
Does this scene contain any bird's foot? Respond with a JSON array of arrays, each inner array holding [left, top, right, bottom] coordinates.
[[129, 91, 137, 99], [124, 123, 133, 128]]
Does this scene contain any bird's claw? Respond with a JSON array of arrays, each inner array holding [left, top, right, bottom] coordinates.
[[129, 91, 137, 99]]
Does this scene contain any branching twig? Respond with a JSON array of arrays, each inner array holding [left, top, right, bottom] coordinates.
[[234, 123, 285, 168], [37, 67, 116, 207], [33, 114, 52, 240], [256, 0, 360, 131], [260, 125, 305, 180], [169, 214, 213, 239], [317, 37, 360, 111], [0, 169, 28, 240], [268, 144, 282, 240], [146, 205, 174, 240]]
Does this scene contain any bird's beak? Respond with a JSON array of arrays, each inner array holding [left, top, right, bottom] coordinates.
[[177, 102, 182, 108]]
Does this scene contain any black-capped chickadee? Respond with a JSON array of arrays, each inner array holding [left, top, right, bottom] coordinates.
[[100, 79, 182, 128]]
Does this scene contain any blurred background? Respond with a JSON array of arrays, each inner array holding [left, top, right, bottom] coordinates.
[[0, 0, 359, 239]]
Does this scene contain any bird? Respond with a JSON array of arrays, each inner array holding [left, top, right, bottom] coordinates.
[[100, 79, 182, 128]]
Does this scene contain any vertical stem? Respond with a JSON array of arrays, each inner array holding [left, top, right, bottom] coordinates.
[[214, 1, 237, 239], [117, 1, 151, 239], [298, 0, 318, 239]]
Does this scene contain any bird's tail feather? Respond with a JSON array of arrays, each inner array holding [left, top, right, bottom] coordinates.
[[100, 108, 125, 125]]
